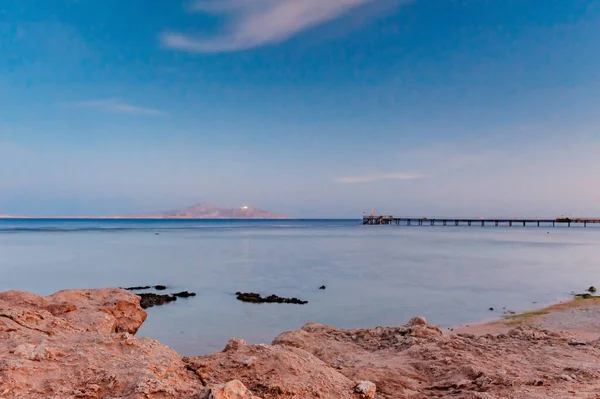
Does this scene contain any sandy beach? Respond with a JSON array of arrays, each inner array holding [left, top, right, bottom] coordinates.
[[455, 295, 600, 341], [3, 288, 600, 398]]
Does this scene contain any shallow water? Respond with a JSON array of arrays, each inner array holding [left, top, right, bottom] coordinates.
[[1, 219, 599, 354]]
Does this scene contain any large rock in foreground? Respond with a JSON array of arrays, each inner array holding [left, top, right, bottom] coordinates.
[[184, 338, 361, 399], [273, 318, 600, 398], [0, 289, 203, 398], [0, 288, 147, 334], [4, 288, 600, 399]]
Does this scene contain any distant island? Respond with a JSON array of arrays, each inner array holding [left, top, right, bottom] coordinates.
[[0, 202, 292, 220], [138, 202, 291, 219]]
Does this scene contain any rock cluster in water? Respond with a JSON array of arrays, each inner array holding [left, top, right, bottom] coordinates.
[[138, 291, 197, 309], [235, 292, 308, 305], [124, 285, 167, 291], [123, 285, 197, 309]]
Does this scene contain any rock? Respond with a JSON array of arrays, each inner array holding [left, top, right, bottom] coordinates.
[[125, 285, 152, 291], [235, 292, 308, 305], [5, 287, 600, 399], [173, 291, 197, 298], [489, 307, 494, 311], [0, 288, 147, 335], [588, 286, 597, 293], [273, 321, 600, 399], [575, 293, 594, 299], [355, 380, 376, 398], [204, 380, 260, 399], [0, 289, 203, 398], [319, 285, 327, 290], [184, 340, 358, 398], [241, 356, 258, 367], [154, 285, 168, 291], [223, 338, 247, 352], [138, 293, 177, 309], [408, 316, 428, 326]]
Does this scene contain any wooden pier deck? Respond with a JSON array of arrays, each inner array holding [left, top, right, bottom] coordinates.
[[362, 216, 600, 227]]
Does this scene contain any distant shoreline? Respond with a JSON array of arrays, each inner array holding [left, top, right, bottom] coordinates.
[[0, 216, 297, 220]]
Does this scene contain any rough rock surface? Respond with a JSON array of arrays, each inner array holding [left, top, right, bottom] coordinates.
[[184, 338, 360, 399], [273, 317, 600, 398], [202, 379, 262, 399], [0, 288, 147, 334], [0, 289, 204, 398], [4, 289, 600, 399]]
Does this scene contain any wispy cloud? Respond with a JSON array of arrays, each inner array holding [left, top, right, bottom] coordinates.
[[69, 99, 167, 116], [336, 172, 424, 184], [162, 0, 409, 53]]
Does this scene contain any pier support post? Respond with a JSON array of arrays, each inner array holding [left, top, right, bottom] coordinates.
[[481, 221, 484, 227], [495, 221, 498, 226], [537, 221, 540, 227], [523, 221, 526, 227], [509, 221, 513, 227], [455, 220, 459, 226]]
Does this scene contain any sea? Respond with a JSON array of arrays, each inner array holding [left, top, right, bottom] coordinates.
[[1, 218, 599, 355]]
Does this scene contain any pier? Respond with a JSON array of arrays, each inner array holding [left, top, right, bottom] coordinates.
[[362, 216, 600, 227]]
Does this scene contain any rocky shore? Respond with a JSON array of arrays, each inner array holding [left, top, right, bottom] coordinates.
[[2, 289, 600, 398]]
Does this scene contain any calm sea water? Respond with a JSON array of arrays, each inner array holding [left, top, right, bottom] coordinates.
[[1, 218, 599, 354]]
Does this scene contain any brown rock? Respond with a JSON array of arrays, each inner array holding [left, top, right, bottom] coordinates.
[[203, 379, 262, 399], [0, 288, 147, 335], [184, 339, 359, 398], [274, 320, 600, 398], [355, 381, 376, 399], [5, 288, 600, 399], [0, 289, 203, 398]]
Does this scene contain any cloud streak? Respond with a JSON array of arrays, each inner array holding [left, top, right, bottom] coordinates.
[[336, 172, 424, 184], [69, 99, 167, 116], [162, 0, 406, 53]]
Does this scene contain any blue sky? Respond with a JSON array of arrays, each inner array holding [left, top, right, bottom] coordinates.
[[1, 0, 599, 217]]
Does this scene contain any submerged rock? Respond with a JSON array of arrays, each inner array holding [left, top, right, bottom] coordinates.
[[124, 285, 170, 292], [138, 293, 177, 309], [319, 285, 327, 290], [124, 285, 152, 291], [173, 291, 197, 298], [588, 286, 597, 293], [138, 291, 197, 309], [235, 292, 308, 305]]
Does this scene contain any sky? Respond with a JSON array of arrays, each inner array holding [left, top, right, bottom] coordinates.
[[1, 0, 599, 218]]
